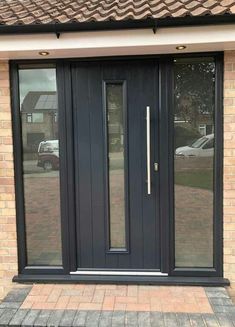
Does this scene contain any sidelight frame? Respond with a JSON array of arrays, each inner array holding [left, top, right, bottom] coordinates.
[[168, 53, 224, 277], [10, 60, 71, 275], [10, 52, 224, 282]]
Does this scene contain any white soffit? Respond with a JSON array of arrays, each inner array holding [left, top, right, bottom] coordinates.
[[0, 24, 235, 59]]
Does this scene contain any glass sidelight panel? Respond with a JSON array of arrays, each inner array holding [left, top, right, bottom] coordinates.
[[174, 58, 215, 268], [106, 83, 126, 249], [19, 66, 62, 265]]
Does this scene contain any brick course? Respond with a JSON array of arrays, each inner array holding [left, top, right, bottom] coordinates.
[[0, 61, 17, 299]]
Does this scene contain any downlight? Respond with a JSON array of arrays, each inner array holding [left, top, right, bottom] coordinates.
[[39, 51, 50, 56], [176, 45, 186, 50]]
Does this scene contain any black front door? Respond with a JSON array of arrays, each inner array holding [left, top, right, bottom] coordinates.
[[72, 60, 160, 271]]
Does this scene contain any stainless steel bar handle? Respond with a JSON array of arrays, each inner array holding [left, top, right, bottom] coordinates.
[[146, 106, 151, 195]]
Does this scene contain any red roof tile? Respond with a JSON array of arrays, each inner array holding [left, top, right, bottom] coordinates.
[[0, 0, 234, 26]]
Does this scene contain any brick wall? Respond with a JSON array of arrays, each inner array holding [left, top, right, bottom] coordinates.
[[224, 51, 235, 288], [0, 61, 17, 299]]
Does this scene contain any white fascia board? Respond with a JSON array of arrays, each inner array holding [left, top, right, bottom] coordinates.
[[0, 24, 235, 59]]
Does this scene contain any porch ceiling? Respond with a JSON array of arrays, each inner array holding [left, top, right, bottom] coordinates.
[[0, 25, 235, 60]]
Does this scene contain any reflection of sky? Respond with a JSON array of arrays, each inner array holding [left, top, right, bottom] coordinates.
[[19, 69, 56, 106]]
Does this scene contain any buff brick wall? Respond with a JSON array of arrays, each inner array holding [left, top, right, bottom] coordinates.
[[0, 61, 17, 299], [224, 51, 235, 291]]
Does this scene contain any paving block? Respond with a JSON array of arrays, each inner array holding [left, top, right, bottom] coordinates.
[[189, 313, 207, 326], [3, 287, 32, 303], [138, 312, 151, 327], [59, 310, 77, 327], [213, 305, 235, 314], [209, 298, 234, 306], [86, 310, 101, 327], [0, 302, 22, 309], [21, 309, 40, 326], [73, 311, 87, 327], [99, 311, 113, 327], [163, 313, 178, 327], [0, 308, 6, 318], [176, 313, 191, 327], [112, 311, 125, 326], [9, 309, 29, 326], [206, 291, 230, 299], [205, 288, 227, 292], [34, 309, 52, 326], [0, 309, 18, 326], [215, 313, 234, 327], [202, 313, 220, 327], [150, 312, 164, 327], [47, 309, 64, 326], [125, 311, 138, 326]]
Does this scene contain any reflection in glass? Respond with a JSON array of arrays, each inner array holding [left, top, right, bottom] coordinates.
[[19, 67, 62, 265], [174, 58, 215, 268], [106, 84, 126, 249]]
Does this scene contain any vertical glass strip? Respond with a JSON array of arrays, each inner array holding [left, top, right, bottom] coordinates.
[[173, 58, 215, 268], [19, 66, 62, 266], [106, 83, 126, 249]]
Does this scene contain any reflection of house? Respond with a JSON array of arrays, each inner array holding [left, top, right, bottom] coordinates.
[[174, 113, 214, 149], [174, 113, 214, 136], [21, 91, 58, 152]]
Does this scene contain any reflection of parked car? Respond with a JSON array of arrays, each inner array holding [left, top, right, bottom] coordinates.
[[37, 140, 59, 170], [175, 134, 214, 157]]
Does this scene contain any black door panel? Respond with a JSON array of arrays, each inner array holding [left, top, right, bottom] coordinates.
[[72, 60, 160, 270]]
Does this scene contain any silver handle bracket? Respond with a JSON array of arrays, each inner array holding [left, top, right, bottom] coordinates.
[[154, 163, 159, 172]]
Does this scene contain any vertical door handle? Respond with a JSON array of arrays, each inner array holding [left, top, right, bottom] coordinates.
[[146, 106, 151, 195]]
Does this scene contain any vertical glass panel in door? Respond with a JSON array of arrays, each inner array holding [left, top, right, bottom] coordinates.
[[106, 83, 126, 249], [174, 58, 215, 267], [19, 66, 62, 265]]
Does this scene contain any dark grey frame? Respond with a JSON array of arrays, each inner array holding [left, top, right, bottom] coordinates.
[[10, 53, 224, 283], [10, 61, 71, 275], [168, 54, 224, 277]]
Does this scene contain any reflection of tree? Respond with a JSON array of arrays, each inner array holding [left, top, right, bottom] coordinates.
[[174, 61, 215, 127], [174, 125, 200, 149], [108, 85, 122, 110], [107, 85, 123, 152]]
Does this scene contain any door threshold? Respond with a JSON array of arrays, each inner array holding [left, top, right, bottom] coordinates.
[[13, 274, 230, 286], [70, 270, 168, 276]]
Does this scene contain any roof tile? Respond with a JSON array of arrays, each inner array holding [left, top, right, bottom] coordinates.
[[169, 2, 183, 11], [171, 7, 189, 17], [230, 4, 235, 13], [221, 0, 235, 6], [0, 0, 234, 26], [203, 0, 218, 8], [191, 6, 211, 16], [185, 1, 201, 10], [211, 5, 229, 14]]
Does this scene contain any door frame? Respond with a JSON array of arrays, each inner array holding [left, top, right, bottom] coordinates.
[[10, 52, 224, 283]]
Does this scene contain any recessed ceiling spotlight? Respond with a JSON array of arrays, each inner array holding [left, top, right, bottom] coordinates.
[[176, 45, 186, 51], [39, 51, 50, 56]]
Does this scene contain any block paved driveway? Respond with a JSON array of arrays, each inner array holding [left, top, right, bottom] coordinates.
[[0, 284, 235, 326]]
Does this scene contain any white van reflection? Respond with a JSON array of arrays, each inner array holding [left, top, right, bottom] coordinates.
[[175, 134, 214, 157]]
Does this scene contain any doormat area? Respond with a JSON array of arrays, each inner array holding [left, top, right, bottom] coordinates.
[[0, 285, 235, 326], [20, 285, 213, 312]]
